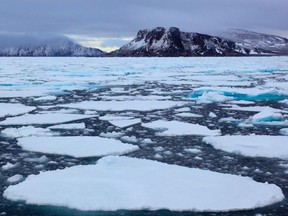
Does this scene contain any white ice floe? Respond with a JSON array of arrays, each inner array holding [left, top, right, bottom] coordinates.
[[59, 100, 186, 111], [16, 136, 139, 157], [99, 115, 141, 128], [142, 120, 220, 136], [7, 174, 24, 184], [175, 113, 203, 118], [48, 123, 86, 130], [1, 163, 18, 171], [0, 113, 96, 125], [3, 156, 284, 212], [280, 128, 288, 136], [34, 95, 57, 101], [195, 92, 233, 104], [1, 126, 56, 138], [251, 107, 284, 123], [208, 112, 217, 118], [203, 135, 288, 159], [0, 103, 36, 118], [225, 105, 288, 113]]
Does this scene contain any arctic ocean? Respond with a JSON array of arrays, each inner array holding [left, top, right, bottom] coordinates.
[[0, 57, 288, 216]]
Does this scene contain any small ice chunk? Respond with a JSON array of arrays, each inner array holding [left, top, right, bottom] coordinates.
[[1, 163, 17, 171], [120, 136, 138, 144], [196, 92, 233, 104], [142, 120, 220, 136], [48, 123, 85, 130], [175, 113, 203, 118], [251, 107, 284, 122], [99, 131, 124, 138], [184, 148, 202, 154], [34, 96, 57, 101], [7, 174, 24, 184], [208, 112, 217, 118], [280, 128, 288, 136]]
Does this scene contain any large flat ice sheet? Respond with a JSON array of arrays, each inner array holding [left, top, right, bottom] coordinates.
[[4, 156, 284, 212], [0, 113, 96, 125], [203, 135, 288, 159], [17, 136, 139, 157], [0, 103, 36, 118]]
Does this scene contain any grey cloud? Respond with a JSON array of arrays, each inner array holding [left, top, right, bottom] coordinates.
[[0, 0, 288, 38]]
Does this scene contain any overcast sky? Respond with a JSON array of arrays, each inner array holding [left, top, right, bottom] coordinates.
[[1, 0, 288, 51]]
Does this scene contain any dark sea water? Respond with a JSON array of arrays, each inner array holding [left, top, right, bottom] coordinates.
[[1, 83, 288, 216]]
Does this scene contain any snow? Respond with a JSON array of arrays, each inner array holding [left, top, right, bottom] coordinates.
[[99, 115, 141, 128], [0, 113, 96, 125], [48, 123, 86, 130], [59, 101, 186, 112], [195, 92, 233, 104], [1, 126, 56, 138], [142, 120, 220, 136], [0, 103, 36, 118], [34, 95, 57, 101], [251, 107, 284, 123], [203, 135, 288, 159], [280, 128, 288, 136], [7, 174, 24, 184], [1, 163, 17, 171], [175, 113, 203, 118], [3, 156, 284, 212], [16, 136, 139, 158]]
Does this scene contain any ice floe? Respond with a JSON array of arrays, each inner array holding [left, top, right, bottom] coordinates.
[[0, 113, 96, 125], [99, 115, 141, 128], [142, 120, 220, 136], [48, 123, 86, 130], [59, 100, 186, 111], [3, 156, 284, 212], [191, 87, 287, 101], [280, 128, 288, 136], [16, 136, 139, 157], [0, 103, 36, 118], [203, 135, 288, 159], [1, 126, 56, 138]]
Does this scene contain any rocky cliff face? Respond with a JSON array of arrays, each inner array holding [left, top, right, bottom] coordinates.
[[0, 36, 104, 57], [218, 29, 288, 55], [110, 27, 248, 57]]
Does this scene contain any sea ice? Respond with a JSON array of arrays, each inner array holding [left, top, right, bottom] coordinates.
[[0, 113, 96, 125], [7, 174, 24, 184], [142, 120, 220, 136], [16, 136, 139, 157], [48, 123, 86, 130], [203, 135, 288, 159], [3, 156, 284, 212], [175, 113, 203, 118], [280, 128, 288, 136], [1, 126, 56, 138], [59, 100, 186, 111], [0, 103, 36, 118], [99, 115, 141, 128], [251, 107, 284, 122], [195, 92, 233, 104]]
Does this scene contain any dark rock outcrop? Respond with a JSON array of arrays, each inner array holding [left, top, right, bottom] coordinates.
[[110, 27, 248, 57]]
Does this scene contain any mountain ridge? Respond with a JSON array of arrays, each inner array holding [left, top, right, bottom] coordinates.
[[0, 34, 104, 57]]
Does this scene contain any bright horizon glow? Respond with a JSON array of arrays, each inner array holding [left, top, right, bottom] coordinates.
[[66, 34, 133, 52]]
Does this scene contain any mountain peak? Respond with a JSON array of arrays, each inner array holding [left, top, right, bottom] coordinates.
[[110, 27, 246, 57]]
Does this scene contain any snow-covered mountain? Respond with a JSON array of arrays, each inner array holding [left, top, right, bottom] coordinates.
[[0, 34, 104, 57], [110, 27, 248, 57], [218, 29, 288, 55]]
